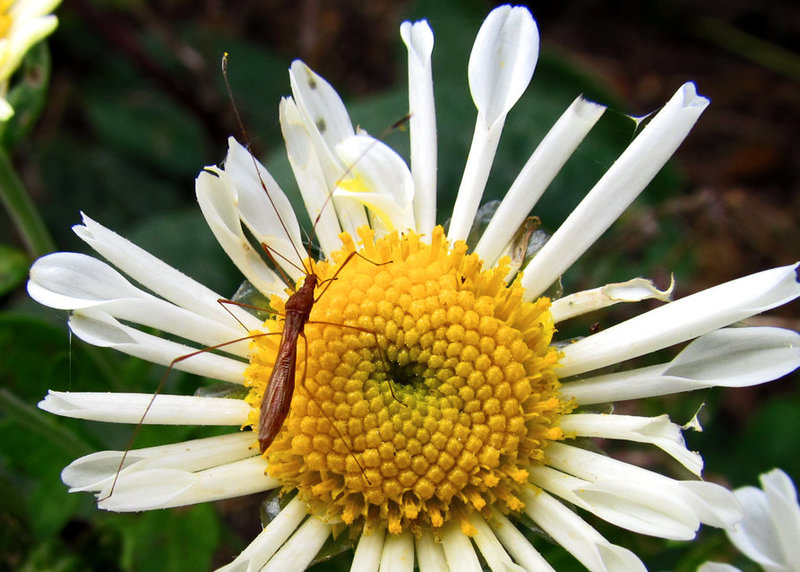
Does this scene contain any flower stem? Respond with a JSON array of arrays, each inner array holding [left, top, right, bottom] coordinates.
[[0, 148, 54, 258]]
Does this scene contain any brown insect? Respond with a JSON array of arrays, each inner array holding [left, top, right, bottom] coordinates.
[[103, 56, 403, 498]]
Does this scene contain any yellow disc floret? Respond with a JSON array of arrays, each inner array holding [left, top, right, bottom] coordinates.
[[244, 225, 566, 536]]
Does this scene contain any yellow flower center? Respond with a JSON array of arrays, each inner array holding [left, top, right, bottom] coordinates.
[[244, 226, 566, 535], [0, 1, 13, 39]]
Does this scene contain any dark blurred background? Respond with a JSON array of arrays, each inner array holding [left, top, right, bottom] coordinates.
[[1, 0, 798, 570]]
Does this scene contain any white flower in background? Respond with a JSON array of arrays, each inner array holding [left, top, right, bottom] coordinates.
[[0, 0, 61, 120], [28, 5, 800, 572], [699, 469, 800, 572]]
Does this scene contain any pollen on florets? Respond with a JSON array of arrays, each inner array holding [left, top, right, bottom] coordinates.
[[244, 225, 566, 536]]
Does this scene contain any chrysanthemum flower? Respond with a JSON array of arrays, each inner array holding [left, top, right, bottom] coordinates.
[[0, 0, 60, 120], [699, 469, 800, 572], [28, 5, 800, 571]]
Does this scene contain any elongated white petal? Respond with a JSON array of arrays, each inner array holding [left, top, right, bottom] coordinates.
[[280, 97, 343, 258], [550, 277, 674, 323], [414, 529, 448, 572], [289, 60, 355, 149], [488, 508, 555, 572], [530, 465, 699, 540], [727, 469, 800, 570], [467, 512, 525, 572], [351, 527, 385, 572], [562, 327, 800, 404], [475, 96, 606, 266], [546, 442, 742, 530], [521, 488, 646, 571], [196, 168, 290, 298], [62, 432, 257, 492], [697, 563, 741, 572], [521, 83, 710, 299], [559, 413, 703, 476], [217, 497, 308, 572], [39, 391, 250, 425], [447, 122, 503, 242], [440, 519, 481, 571], [334, 134, 416, 234], [559, 264, 800, 377], [448, 6, 539, 243], [289, 60, 368, 236], [469, 5, 539, 129], [97, 456, 276, 511], [401, 19, 437, 236], [263, 516, 331, 572], [29, 252, 252, 356], [73, 214, 257, 328], [761, 470, 800, 569], [678, 480, 746, 530], [68, 310, 249, 384], [223, 138, 306, 283], [379, 530, 414, 572]]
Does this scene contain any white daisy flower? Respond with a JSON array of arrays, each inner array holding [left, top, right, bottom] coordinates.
[[28, 5, 800, 571], [699, 469, 800, 572], [0, 0, 61, 120]]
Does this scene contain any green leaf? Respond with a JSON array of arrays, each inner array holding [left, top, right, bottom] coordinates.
[[0, 244, 28, 296], [113, 505, 220, 571]]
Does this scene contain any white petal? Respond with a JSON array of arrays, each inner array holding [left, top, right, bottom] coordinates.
[[289, 60, 355, 149], [379, 530, 414, 572], [68, 310, 249, 384], [217, 496, 308, 572], [521, 83, 710, 299], [521, 488, 646, 571], [29, 252, 251, 356], [550, 277, 674, 323], [488, 508, 555, 572], [97, 456, 276, 511], [663, 327, 800, 387], [289, 60, 368, 236], [469, 5, 539, 129], [447, 121, 504, 242], [333, 134, 416, 233], [440, 519, 481, 571], [448, 6, 539, 243], [222, 138, 306, 283], [697, 564, 741, 572], [760, 469, 800, 569], [679, 480, 745, 530], [530, 465, 699, 540], [562, 327, 800, 404], [73, 214, 254, 327], [279, 97, 343, 258], [546, 442, 742, 530], [474, 96, 606, 266], [727, 469, 800, 569], [351, 527, 385, 572], [401, 19, 437, 236], [61, 432, 257, 492], [559, 264, 800, 377], [263, 516, 331, 572], [559, 413, 703, 476], [39, 391, 250, 425], [414, 529, 448, 572], [467, 512, 525, 572], [196, 168, 289, 298]]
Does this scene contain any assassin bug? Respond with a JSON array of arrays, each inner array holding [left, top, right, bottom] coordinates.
[[219, 53, 406, 454], [102, 55, 407, 497]]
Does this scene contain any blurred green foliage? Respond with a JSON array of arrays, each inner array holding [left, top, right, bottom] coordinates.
[[0, 0, 796, 570]]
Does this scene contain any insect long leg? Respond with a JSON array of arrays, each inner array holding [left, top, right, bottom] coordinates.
[[307, 319, 404, 406], [102, 330, 281, 501], [296, 331, 372, 485]]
